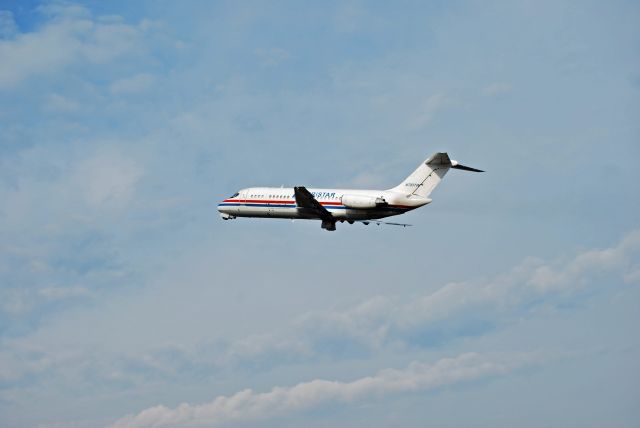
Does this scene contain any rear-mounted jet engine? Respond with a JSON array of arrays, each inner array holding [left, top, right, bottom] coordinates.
[[341, 194, 387, 209]]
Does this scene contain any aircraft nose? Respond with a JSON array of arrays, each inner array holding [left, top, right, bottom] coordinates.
[[217, 198, 237, 220]]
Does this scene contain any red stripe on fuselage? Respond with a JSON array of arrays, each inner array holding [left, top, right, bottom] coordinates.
[[223, 199, 342, 206], [222, 199, 413, 209]]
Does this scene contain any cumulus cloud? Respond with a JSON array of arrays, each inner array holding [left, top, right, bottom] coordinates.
[[111, 352, 541, 428], [5, 230, 635, 390], [0, 4, 152, 89], [88, 229, 640, 388], [187, 229, 640, 371]]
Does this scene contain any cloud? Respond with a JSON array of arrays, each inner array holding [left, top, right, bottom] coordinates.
[[481, 82, 512, 96], [409, 93, 449, 129], [2, 230, 636, 391], [1, 2, 637, 426], [0, 4, 152, 89], [215, 229, 640, 365], [0, 343, 54, 384], [0, 146, 141, 333], [0, 284, 89, 320], [110, 351, 541, 428], [0, 10, 18, 39], [67, 229, 638, 389], [254, 48, 291, 66], [1, 284, 92, 319], [75, 151, 144, 209], [43, 93, 81, 113], [38, 285, 90, 301], [332, 3, 367, 33], [110, 73, 156, 94]]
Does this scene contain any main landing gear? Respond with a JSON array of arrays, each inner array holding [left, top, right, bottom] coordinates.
[[321, 220, 336, 231], [320, 219, 356, 231]]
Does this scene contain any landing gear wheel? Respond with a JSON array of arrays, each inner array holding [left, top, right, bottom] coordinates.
[[321, 220, 336, 231]]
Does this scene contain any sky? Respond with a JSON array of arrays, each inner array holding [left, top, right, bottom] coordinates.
[[0, 1, 639, 427]]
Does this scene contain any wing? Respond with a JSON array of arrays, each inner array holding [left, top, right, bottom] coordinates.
[[358, 220, 412, 227], [294, 186, 334, 221]]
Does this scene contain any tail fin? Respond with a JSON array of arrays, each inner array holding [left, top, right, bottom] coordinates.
[[390, 152, 483, 197]]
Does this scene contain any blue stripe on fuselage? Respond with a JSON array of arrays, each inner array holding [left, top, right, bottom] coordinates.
[[217, 202, 409, 211], [218, 203, 346, 209]]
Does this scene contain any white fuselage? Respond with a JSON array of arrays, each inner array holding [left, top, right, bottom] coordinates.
[[217, 187, 431, 221]]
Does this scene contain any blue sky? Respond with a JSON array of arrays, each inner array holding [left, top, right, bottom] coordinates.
[[0, 1, 639, 427]]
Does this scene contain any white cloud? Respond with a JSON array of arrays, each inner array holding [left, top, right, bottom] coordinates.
[[0, 285, 91, 317], [0, 5, 152, 89], [0, 145, 142, 327], [84, 227, 639, 389], [0, 10, 18, 39], [333, 3, 368, 33], [482, 82, 512, 96], [254, 47, 291, 66], [623, 266, 640, 284], [0, 344, 54, 383], [75, 152, 143, 209], [0, 18, 79, 89], [36, 3, 92, 19], [409, 93, 449, 129], [111, 352, 540, 428], [216, 229, 640, 366], [110, 73, 156, 94], [38, 285, 90, 300], [43, 93, 81, 113], [3, 230, 636, 391]]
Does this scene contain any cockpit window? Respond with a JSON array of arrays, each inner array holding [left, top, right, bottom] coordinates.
[[230, 192, 239, 198]]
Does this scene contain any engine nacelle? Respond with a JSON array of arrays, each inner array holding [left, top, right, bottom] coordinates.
[[341, 194, 387, 209]]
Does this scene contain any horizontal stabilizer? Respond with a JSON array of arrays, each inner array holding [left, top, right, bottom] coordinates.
[[358, 220, 412, 227], [451, 163, 484, 172]]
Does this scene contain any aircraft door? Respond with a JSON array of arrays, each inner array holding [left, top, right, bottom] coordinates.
[[267, 192, 274, 217], [236, 190, 246, 214]]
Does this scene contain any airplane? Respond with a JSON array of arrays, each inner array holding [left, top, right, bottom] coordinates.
[[218, 152, 482, 231]]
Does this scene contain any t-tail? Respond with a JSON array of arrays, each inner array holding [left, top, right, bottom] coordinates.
[[390, 152, 483, 198]]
